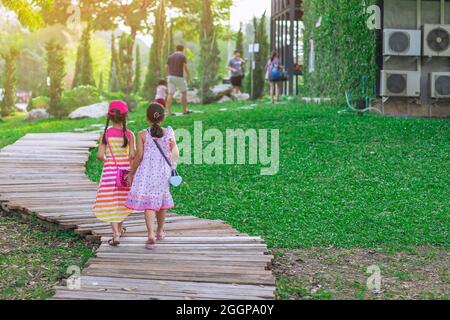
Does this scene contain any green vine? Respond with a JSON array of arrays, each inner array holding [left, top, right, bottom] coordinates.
[[302, 0, 378, 102]]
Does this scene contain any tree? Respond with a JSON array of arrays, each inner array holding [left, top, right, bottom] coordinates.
[[118, 33, 133, 94], [72, 23, 95, 88], [133, 44, 141, 94], [109, 34, 120, 92], [46, 40, 66, 118], [163, 23, 174, 69], [142, 0, 166, 99], [199, 0, 220, 104], [98, 72, 104, 96], [1, 47, 19, 117], [235, 22, 244, 52], [248, 12, 269, 100]]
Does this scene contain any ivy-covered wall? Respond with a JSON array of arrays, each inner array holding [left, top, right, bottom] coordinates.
[[302, 0, 378, 101]]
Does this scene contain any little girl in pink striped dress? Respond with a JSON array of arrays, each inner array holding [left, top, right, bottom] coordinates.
[[126, 103, 179, 250], [94, 101, 135, 246]]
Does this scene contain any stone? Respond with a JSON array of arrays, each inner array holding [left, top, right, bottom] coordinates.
[[15, 103, 28, 113], [231, 93, 250, 101], [212, 84, 233, 99], [218, 95, 232, 103], [68, 102, 108, 119], [174, 90, 201, 104], [27, 109, 49, 121]]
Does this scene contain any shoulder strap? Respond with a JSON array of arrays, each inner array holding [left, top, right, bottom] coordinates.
[[147, 128, 173, 169], [105, 133, 119, 168]]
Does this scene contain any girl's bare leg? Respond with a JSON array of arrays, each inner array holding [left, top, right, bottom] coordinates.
[[156, 210, 167, 238], [144, 210, 156, 240], [277, 82, 283, 102], [270, 82, 275, 103], [111, 222, 121, 241]]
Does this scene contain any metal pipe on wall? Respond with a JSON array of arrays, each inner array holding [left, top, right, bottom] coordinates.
[[441, 0, 445, 25]]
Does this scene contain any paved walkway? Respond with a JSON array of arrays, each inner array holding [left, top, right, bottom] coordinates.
[[0, 132, 275, 300]]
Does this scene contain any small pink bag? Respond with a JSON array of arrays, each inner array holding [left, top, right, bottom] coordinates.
[[106, 137, 130, 188]]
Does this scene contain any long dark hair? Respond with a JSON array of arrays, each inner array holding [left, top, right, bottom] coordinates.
[[102, 110, 129, 148], [270, 51, 278, 62], [147, 103, 165, 138]]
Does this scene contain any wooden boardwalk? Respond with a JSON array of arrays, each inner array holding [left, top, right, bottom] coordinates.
[[0, 132, 275, 300]]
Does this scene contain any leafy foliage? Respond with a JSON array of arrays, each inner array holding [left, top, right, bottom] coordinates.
[[118, 33, 134, 95], [132, 44, 141, 94], [45, 39, 66, 118], [27, 96, 49, 112], [0, 46, 19, 117], [302, 0, 377, 101], [108, 34, 120, 92], [246, 12, 269, 100], [143, 0, 166, 99], [61, 85, 99, 114], [0, 0, 53, 30], [199, 0, 220, 104], [72, 23, 95, 88]]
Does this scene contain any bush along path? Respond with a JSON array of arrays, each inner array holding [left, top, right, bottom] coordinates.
[[0, 132, 275, 300]]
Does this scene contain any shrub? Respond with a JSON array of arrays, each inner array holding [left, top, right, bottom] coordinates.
[[61, 85, 100, 115], [27, 96, 49, 112], [103, 91, 140, 111]]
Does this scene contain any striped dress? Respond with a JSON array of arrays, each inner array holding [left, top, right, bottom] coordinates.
[[94, 128, 134, 223]]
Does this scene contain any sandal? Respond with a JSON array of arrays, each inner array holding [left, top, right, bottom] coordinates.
[[108, 236, 121, 247], [121, 227, 127, 236], [156, 232, 165, 241], [145, 238, 156, 250]]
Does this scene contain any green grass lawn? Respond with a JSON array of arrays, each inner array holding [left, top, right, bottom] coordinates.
[[1, 100, 449, 299], [2, 101, 449, 249]]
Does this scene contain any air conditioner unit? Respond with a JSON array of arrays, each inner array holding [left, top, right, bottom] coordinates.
[[383, 29, 421, 56], [423, 24, 450, 57], [381, 70, 421, 97], [430, 72, 450, 98]]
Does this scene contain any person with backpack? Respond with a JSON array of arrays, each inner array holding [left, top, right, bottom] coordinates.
[[266, 51, 286, 104]]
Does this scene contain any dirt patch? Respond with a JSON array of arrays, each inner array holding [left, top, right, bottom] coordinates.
[[272, 247, 449, 300]]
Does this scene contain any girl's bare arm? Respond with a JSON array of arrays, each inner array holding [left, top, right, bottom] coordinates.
[[128, 132, 136, 161], [129, 131, 145, 176], [96, 134, 106, 162]]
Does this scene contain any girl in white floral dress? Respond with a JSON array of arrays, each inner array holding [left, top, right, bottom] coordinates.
[[126, 103, 179, 249]]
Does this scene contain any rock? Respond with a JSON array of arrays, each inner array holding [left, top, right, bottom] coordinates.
[[218, 95, 232, 103], [212, 84, 233, 100], [27, 109, 49, 121], [68, 102, 108, 119], [231, 93, 250, 101], [15, 103, 28, 113], [174, 90, 201, 104]]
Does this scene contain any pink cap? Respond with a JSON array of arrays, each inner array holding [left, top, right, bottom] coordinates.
[[108, 100, 128, 116]]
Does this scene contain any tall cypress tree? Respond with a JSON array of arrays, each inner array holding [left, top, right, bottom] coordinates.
[[236, 22, 244, 52], [72, 23, 95, 88], [1, 47, 19, 117], [46, 40, 66, 118], [133, 44, 141, 94], [163, 23, 174, 71], [109, 34, 120, 92], [118, 33, 134, 95], [143, 0, 166, 99], [199, 0, 220, 104], [253, 12, 269, 99]]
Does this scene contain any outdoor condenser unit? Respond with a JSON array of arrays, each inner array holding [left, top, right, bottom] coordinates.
[[430, 72, 450, 98], [381, 70, 421, 97], [383, 29, 421, 56], [423, 24, 450, 57]]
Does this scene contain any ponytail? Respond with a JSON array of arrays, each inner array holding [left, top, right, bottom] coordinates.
[[102, 116, 110, 145], [151, 122, 164, 138], [122, 120, 129, 148]]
